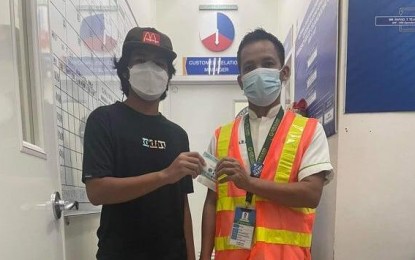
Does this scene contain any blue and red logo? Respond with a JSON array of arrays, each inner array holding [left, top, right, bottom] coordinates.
[[200, 12, 235, 52], [80, 14, 117, 53]]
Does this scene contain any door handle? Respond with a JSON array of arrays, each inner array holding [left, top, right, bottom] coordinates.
[[51, 192, 79, 219]]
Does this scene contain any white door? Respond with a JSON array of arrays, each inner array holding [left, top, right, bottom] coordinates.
[[0, 0, 65, 259], [164, 78, 246, 258]]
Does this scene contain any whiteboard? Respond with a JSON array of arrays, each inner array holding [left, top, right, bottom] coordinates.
[[49, 0, 137, 215]]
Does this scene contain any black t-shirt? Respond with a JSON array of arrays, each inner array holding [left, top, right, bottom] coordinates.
[[82, 101, 193, 259]]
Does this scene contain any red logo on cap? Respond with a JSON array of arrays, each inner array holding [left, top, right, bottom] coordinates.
[[142, 31, 160, 46]]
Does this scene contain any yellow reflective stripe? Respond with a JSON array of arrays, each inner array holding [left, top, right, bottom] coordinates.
[[217, 196, 257, 211], [216, 122, 234, 198], [216, 196, 314, 214], [290, 207, 315, 214], [255, 196, 266, 202], [217, 196, 244, 211], [256, 227, 312, 248], [216, 197, 313, 214], [217, 122, 234, 159], [216, 228, 312, 250], [218, 183, 227, 199], [217, 122, 235, 199], [274, 116, 308, 183], [215, 236, 240, 251]]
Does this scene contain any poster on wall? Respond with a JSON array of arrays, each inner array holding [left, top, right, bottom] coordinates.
[[283, 25, 294, 57], [49, 0, 136, 214], [283, 25, 294, 110], [346, 0, 415, 113], [294, 0, 338, 137]]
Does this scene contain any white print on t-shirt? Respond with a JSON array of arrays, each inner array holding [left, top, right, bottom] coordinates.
[[142, 137, 166, 150]]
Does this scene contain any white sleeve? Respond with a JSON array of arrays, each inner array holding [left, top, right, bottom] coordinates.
[[298, 123, 334, 183], [207, 134, 217, 156]]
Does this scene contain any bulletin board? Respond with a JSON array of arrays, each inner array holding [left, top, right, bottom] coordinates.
[[346, 0, 415, 113], [294, 0, 338, 137], [49, 0, 137, 215]]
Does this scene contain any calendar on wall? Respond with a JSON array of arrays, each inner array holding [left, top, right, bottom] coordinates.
[[49, 0, 137, 214]]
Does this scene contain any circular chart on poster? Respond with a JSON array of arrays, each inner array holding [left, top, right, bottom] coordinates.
[[200, 12, 235, 52], [80, 14, 117, 53]]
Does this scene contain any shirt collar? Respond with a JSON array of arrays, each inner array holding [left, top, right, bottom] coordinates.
[[248, 104, 282, 119]]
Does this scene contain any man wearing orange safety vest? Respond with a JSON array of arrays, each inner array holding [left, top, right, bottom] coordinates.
[[200, 28, 333, 260]]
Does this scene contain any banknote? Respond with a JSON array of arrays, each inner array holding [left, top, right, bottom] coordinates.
[[197, 151, 219, 191]]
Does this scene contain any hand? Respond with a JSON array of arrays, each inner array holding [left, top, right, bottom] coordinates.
[[162, 152, 205, 184], [215, 157, 251, 190]]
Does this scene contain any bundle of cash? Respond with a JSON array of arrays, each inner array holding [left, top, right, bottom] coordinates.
[[197, 151, 219, 191]]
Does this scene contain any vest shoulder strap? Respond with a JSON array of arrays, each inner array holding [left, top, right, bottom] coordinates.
[[216, 117, 242, 159]]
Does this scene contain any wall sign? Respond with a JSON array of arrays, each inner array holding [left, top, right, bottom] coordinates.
[[346, 0, 415, 113], [183, 57, 239, 75], [294, 0, 338, 137], [199, 12, 235, 52]]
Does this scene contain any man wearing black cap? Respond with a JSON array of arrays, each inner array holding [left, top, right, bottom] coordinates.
[[82, 27, 204, 260]]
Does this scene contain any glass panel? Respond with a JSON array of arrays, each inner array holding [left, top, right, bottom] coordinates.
[[13, 0, 40, 145]]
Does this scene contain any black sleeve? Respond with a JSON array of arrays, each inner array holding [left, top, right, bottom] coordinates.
[[179, 130, 194, 194], [82, 108, 114, 183]]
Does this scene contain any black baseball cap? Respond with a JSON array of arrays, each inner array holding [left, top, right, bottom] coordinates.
[[119, 27, 177, 63]]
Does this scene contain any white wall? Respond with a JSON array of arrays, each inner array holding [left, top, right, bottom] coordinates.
[[65, 215, 100, 260], [126, 0, 156, 27], [65, 213, 100, 260], [276, 0, 310, 38]]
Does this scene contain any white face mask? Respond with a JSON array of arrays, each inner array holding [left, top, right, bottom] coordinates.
[[241, 67, 282, 106], [129, 61, 169, 101]]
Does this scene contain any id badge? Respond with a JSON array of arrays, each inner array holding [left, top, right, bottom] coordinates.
[[228, 207, 256, 249], [197, 151, 219, 191]]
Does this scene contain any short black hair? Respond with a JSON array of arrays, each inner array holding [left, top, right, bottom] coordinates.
[[113, 51, 176, 100], [237, 28, 285, 70]]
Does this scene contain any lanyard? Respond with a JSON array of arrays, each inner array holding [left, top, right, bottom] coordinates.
[[244, 108, 284, 204]]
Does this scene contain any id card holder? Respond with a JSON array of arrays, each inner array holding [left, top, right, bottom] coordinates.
[[228, 206, 256, 249]]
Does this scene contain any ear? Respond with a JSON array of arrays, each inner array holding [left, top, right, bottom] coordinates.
[[280, 65, 291, 82], [237, 75, 243, 90]]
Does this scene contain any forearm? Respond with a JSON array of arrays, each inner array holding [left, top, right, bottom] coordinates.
[[85, 171, 169, 205], [246, 172, 326, 208], [85, 152, 206, 205], [200, 190, 216, 260], [183, 196, 196, 260]]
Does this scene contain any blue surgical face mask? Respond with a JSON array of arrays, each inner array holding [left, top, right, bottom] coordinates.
[[241, 68, 282, 107]]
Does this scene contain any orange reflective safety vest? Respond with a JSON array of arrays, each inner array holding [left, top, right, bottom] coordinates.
[[214, 111, 318, 260]]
